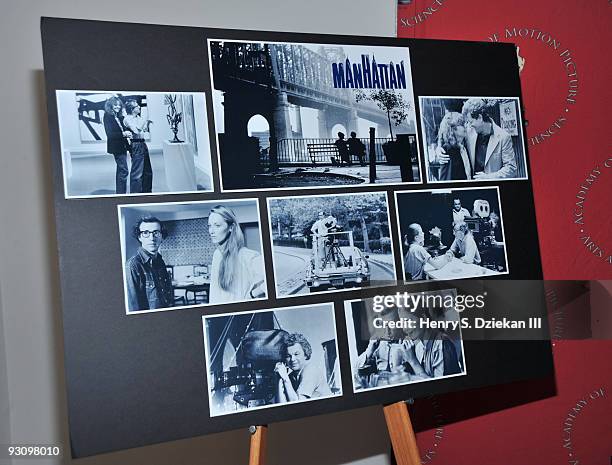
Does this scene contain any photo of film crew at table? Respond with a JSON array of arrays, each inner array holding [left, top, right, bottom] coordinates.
[[56, 90, 212, 198], [202, 303, 342, 417], [208, 39, 422, 191], [395, 186, 509, 281], [117, 199, 267, 314], [344, 289, 466, 392], [419, 96, 528, 183], [267, 191, 397, 297]]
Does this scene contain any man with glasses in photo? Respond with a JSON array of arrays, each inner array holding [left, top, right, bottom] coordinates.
[[126, 216, 174, 312]]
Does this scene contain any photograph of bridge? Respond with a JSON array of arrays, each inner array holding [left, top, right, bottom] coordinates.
[[208, 39, 422, 191]]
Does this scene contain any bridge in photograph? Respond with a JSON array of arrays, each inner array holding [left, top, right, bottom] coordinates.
[[210, 41, 397, 138]]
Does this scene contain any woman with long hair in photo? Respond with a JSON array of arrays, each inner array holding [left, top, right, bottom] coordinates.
[[102, 96, 132, 194], [437, 112, 472, 181], [123, 99, 153, 193], [208, 205, 266, 304]]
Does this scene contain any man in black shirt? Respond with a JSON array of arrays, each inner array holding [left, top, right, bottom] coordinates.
[[347, 131, 367, 167], [125, 216, 174, 312], [334, 132, 351, 166]]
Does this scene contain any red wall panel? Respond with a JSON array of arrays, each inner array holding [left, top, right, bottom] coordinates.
[[397, 4, 611, 463], [397, 0, 611, 280]]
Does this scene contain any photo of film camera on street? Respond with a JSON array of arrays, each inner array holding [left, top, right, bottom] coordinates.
[[267, 192, 397, 297]]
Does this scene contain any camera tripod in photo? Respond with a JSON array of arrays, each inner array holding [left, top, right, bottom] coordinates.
[[319, 231, 350, 269], [306, 229, 371, 292], [211, 329, 286, 409]]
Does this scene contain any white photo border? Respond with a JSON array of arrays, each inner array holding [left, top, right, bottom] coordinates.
[[343, 289, 468, 394], [56, 89, 214, 199], [266, 190, 400, 299], [202, 302, 342, 417], [117, 197, 268, 315], [393, 185, 511, 282], [418, 95, 529, 184], [207, 37, 424, 193]]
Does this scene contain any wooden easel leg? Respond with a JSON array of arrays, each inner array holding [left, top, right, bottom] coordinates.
[[383, 402, 421, 465], [248, 425, 268, 465]]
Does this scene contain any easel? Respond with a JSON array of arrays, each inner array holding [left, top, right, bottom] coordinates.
[[247, 401, 420, 465], [248, 425, 268, 465]]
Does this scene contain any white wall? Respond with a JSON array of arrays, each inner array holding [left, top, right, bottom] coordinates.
[[0, 289, 10, 454], [119, 201, 262, 259], [0, 1, 395, 465], [58, 91, 210, 156]]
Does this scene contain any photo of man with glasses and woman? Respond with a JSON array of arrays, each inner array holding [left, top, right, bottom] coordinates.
[[56, 90, 213, 198], [118, 199, 267, 314], [420, 96, 528, 183], [395, 186, 509, 281]]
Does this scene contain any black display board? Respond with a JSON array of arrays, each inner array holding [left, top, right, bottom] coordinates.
[[41, 17, 552, 457]]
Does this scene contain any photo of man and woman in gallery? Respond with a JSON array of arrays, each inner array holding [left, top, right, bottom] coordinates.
[[56, 90, 213, 198]]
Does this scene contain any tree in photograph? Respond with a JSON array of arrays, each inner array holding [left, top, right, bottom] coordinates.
[[270, 194, 389, 254], [335, 193, 387, 253], [355, 89, 410, 141]]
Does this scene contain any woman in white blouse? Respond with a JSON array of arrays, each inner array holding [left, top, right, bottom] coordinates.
[[208, 205, 266, 304], [123, 99, 153, 193]]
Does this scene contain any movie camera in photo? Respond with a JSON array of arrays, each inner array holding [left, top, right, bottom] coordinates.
[[267, 191, 398, 297], [395, 186, 509, 281], [202, 303, 342, 416]]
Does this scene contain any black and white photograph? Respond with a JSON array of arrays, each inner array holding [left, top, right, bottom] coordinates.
[[395, 186, 509, 281], [203, 303, 342, 416], [56, 90, 213, 198], [267, 192, 397, 297], [420, 97, 528, 183], [344, 290, 466, 393], [118, 199, 267, 314], [209, 39, 422, 191]]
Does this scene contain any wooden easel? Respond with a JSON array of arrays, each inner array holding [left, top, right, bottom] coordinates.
[[247, 401, 420, 465], [248, 425, 268, 465]]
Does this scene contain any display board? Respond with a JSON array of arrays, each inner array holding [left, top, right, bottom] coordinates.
[[41, 17, 552, 458]]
